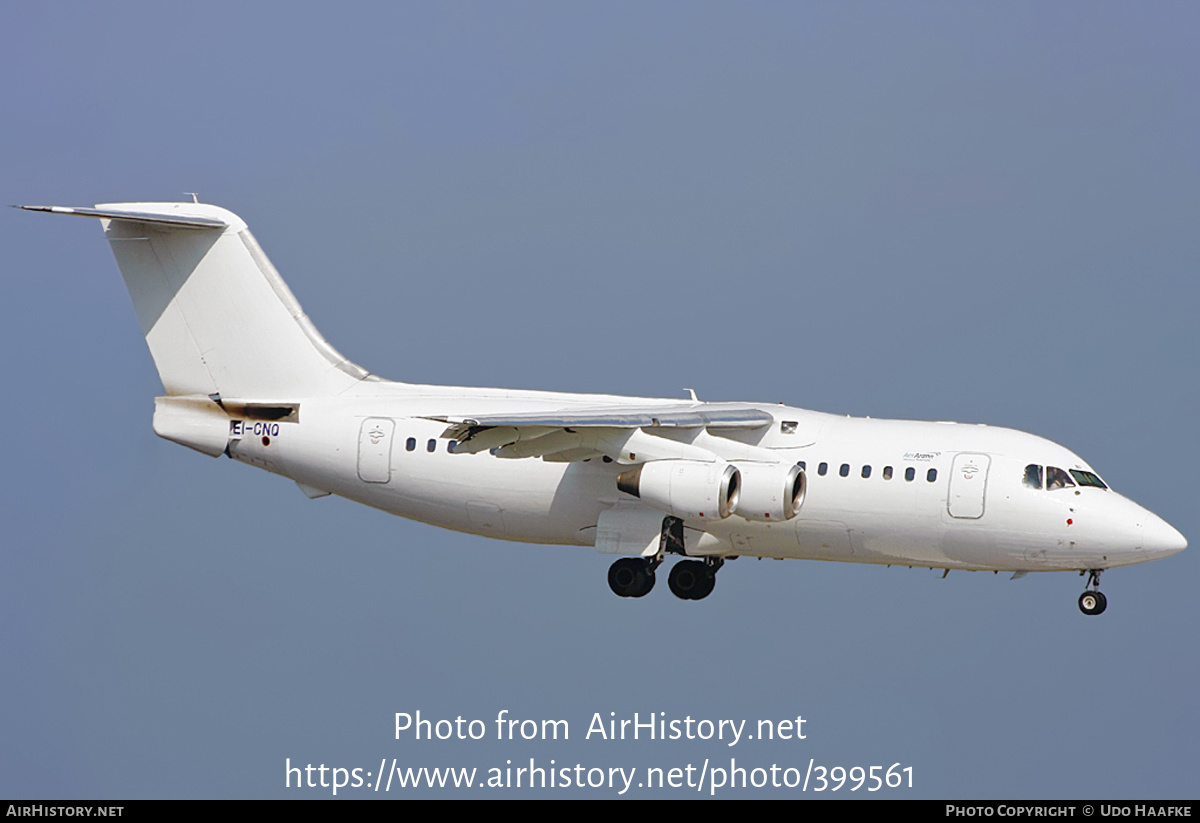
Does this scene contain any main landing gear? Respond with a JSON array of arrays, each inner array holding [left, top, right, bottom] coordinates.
[[668, 558, 723, 600], [1078, 569, 1107, 616], [606, 556, 726, 600], [606, 515, 727, 601], [608, 557, 659, 598]]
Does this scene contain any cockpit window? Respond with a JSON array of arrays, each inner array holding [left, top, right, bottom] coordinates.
[[1045, 466, 1076, 491], [1023, 464, 1043, 490], [1069, 470, 1108, 490]]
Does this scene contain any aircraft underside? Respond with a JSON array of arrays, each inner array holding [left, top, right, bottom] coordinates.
[[309, 454, 1137, 612]]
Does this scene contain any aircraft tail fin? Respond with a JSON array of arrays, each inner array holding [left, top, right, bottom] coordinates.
[[22, 203, 370, 399]]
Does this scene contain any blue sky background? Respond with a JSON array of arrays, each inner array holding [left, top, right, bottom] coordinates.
[[2, 2, 1196, 798]]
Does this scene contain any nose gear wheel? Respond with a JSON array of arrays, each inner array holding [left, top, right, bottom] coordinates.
[[1077, 569, 1107, 615]]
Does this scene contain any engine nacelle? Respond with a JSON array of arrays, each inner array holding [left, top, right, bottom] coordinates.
[[616, 460, 740, 521], [734, 462, 806, 522]]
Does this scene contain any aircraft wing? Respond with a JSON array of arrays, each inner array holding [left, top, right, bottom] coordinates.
[[428, 403, 779, 464]]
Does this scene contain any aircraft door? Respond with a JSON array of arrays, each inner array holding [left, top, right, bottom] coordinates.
[[357, 418, 395, 483], [947, 453, 990, 519]]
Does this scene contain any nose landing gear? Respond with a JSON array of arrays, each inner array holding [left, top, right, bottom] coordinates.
[[1078, 569, 1107, 616]]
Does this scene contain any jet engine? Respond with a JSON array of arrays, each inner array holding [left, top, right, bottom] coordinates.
[[616, 460, 740, 521], [734, 462, 806, 521]]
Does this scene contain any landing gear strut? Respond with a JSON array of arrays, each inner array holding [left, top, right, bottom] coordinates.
[[669, 558, 723, 601], [1078, 569, 1107, 616], [608, 557, 659, 598]]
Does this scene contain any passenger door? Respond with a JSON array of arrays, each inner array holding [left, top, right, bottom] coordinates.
[[947, 453, 990, 519], [357, 418, 395, 483]]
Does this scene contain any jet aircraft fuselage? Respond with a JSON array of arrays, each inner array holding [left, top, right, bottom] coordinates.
[[23, 202, 1186, 613]]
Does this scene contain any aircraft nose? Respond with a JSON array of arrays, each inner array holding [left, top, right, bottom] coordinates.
[[1140, 512, 1187, 559]]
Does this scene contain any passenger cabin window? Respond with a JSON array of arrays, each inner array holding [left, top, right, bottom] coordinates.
[[839, 463, 850, 477], [406, 437, 416, 452], [927, 468, 937, 483], [1023, 464, 1043, 490], [1046, 466, 1075, 490], [797, 461, 806, 471], [905, 467, 915, 482], [448, 440, 458, 453], [861, 465, 871, 478], [818, 462, 828, 476], [427, 439, 437, 453], [883, 466, 893, 480]]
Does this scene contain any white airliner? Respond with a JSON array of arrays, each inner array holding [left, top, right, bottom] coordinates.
[[22, 202, 1186, 614]]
